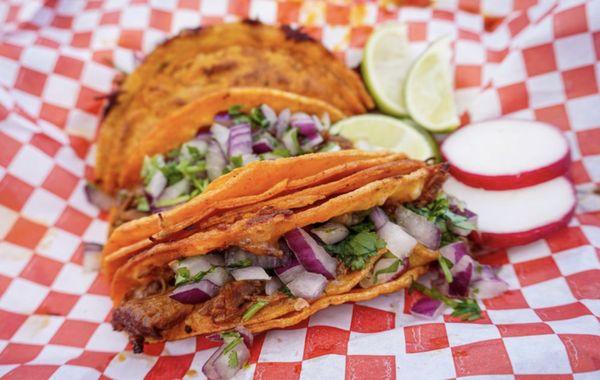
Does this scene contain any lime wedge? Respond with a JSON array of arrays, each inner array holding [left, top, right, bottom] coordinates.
[[361, 23, 416, 117], [330, 114, 440, 161], [404, 36, 459, 132]]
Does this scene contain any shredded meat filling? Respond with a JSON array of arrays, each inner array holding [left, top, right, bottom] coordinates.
[[112, 293, 194, 350], [111, 280, 265, 351], [200, 280, 265, 323]]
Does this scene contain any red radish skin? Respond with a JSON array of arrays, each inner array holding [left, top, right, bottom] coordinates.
[[443, 176, 576, 249], [442, 119, 570, 190], [471, 205, 575, 248], [445, 150, 570, 190]]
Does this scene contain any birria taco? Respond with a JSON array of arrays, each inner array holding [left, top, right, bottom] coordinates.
[[95, 21, 373, 194], [99, 87, 366, 270], [102, 150, 475, 361]]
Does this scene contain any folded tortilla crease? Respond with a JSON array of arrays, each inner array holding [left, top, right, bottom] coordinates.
[[102, 151, 444, 347]]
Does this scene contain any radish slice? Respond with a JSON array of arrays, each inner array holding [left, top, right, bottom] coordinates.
[[442, 120, 570, 190], [443, 176, 575, 248]]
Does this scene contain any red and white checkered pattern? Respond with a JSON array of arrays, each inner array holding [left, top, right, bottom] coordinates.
[[0, 0, 599, 379]]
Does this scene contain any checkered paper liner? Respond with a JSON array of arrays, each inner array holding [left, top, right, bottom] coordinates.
[[0, 0, 598, 378]]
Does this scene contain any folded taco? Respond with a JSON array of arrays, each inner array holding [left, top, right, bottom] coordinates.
[[99, 87, 366, 267], [103, 152, 474, 361]]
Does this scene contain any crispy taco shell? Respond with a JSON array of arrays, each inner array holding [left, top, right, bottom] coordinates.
[[118, 87, 347, 189], [102, 151, 410, 272], [96, 21, 373, 193], [109, 166, 437, 306]]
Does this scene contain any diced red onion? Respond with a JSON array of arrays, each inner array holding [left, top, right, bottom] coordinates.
[[439, 241, 468, 265], [301, 132, 324, 151], [260, 104, 277, 129], [282, 128, 301, 155], [284, 228, 338, 279], [312, 115, 324, 131], [195, 130, 212, 140], [228, 123, 252, 158], [83, 242, 103, 272], [241, 153, 258, 165], [181, 140, 208, 160], [448, 206, 478, 236], [145, 171, 167, 199], [292, 120, 318, 137], [395, 207, 441, 249], [230, 266, 271, 281], [470, 264, 509, 299], [202, 333, 250, 380], [252, 137, 275, 154], [204, 267, 231, 287], [174, 254, 219, 275], [211, 123, 230, 152], [275, 108, 291, 138], [206, 140, 227, 180], [290, 112, 312, 123], [286, 271, 328, 300], [370, 207, 417, 260], [84, 184, 114, 211], [213, 111, 233, 127], [370, 207, 389, 230], [311, 222, 349, 245], [410, 296, 445, 319], [274, 256, 304, 284], [360, 257, 408, 288], [157, 178, 190, 203], [170, 280, 219, 304], [321, 113, 331, 130], [265, 277, 283, 296], [235, 327, 254, 347], [448, 255, 474, 297]]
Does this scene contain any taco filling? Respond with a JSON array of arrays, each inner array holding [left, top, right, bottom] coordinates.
[[111, 104, 351, 227], [111, 190, 476, 352]]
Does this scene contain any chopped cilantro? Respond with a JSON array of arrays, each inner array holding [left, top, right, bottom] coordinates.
[[373, 259, 402, 283], [228, 104, 243, 116], [249, 107, 269, 128], [174, 265, 215, 287], [228, 350, 238, 368], [174, 267, 190, 287], [154, 194, 190, 208], [325, 219, 386, 271], [242, 300, 268, 321], [279, 285, 294, 298], [135, 195, 150, 212], [227, 258, 252, 269], [166, 147, 180, 159], [405, 194, 475, 246], [229, 155, 244, 169], [438, 255, 454, 283], [222, 335, 242, 355], [411, 282, 482, 321], [272, 147, 291, 157]]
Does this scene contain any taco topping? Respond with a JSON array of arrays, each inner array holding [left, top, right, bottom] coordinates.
[[111, 191, 489, 349], [113, 104, 342, 226]]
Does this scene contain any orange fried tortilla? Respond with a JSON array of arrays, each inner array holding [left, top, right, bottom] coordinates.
[[96, 21, 373, 194], [102, 157, 425, 277], [102, 151, 407, 267], [109, 166, 436, 305]]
